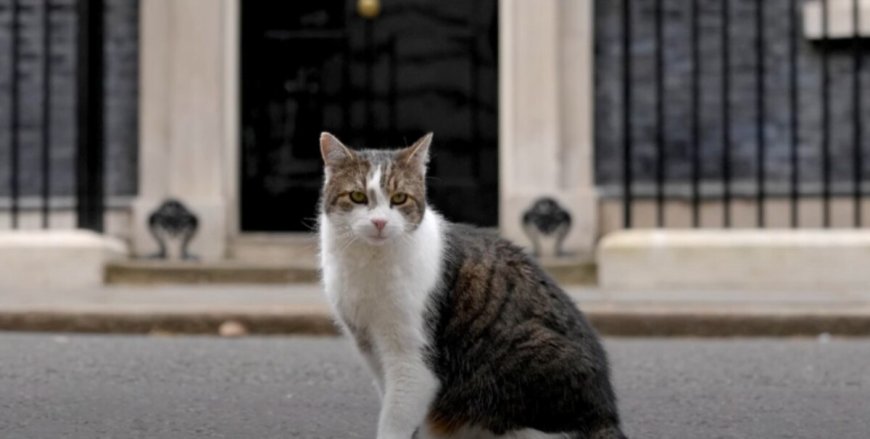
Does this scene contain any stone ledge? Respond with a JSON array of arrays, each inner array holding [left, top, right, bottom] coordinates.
[[105, 260, 319, 285], [0, 308, 339, 336], [105, 259, 593, 286], [0, 230, 128, 290], [804, 0, 870, 40], [598, 230, 870, 290], [3, 306, 869, 337]]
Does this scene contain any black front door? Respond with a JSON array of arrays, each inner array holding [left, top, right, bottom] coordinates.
[[240, 0, 499, 232]]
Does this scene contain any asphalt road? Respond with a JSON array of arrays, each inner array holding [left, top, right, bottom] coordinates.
[[0, 334, 868, 439]]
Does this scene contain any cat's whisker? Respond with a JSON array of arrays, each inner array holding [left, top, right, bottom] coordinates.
[[300, 216, 320, 232], [336, 231, 359, 253], [398, 233, 414, 247], [339, 238, 357, 253]]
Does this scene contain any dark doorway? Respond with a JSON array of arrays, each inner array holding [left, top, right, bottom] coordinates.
[[240, 0, 499, 232]]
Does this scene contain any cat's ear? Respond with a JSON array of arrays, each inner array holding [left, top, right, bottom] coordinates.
[[320, 132, 355, 167], [398, 132, 433, 174]]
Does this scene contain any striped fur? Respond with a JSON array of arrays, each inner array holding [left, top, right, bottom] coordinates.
[[318, 133, 626, 439]]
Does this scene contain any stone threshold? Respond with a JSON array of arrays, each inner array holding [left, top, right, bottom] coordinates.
[[105, 260, 319, 285], [4, 305, 869, 337], [599, 229, 870, 290]]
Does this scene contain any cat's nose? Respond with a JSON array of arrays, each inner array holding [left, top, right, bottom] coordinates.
[[371, 218, 387, 232]]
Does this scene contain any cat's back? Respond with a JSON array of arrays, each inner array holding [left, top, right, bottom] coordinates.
[[433, 222, 586, 331], [429, 221, 601, 358], [425, 222, 617, 435]]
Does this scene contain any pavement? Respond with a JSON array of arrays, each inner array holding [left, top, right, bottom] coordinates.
[[4, 283, 870, 336], [0, 333, 868, 439]]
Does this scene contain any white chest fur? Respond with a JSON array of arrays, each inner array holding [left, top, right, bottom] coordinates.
[[319, 208, 445, 356]]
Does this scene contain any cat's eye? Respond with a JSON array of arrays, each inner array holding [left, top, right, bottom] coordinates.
[[349, 191, 368, 204], [390, 193, 408, 205]]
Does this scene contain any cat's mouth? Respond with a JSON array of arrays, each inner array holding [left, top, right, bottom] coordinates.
[[365, 234, 389, 246], [355, 229, 390, 245]]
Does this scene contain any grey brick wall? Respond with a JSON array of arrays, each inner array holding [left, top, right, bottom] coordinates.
[[0, 0, 138, 198], [596, 0, 870, 196]]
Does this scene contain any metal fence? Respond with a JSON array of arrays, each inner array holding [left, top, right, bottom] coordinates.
[[615, 0, 866, 229], [4, 0, 105, 231]]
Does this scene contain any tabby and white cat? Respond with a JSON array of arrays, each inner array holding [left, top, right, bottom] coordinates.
[[318, 132, 626, 439]]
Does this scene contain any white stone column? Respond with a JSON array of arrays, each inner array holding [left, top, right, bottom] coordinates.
[[499, 0, 598, 258], [132, 0, 237, 260]]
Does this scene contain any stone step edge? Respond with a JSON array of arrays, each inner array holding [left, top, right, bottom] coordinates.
[[104, 260, 596, 286], [2, 307, 867, 337], [104, 261, 319, 284]]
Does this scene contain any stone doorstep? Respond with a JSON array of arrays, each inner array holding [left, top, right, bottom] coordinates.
[[0, 230, 127, 290], [104, 260, 319, 285], [104, 259, 596, 286], [598, 229, 870, 291]]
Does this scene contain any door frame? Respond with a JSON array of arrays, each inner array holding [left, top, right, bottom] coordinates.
[[212, 0, 597, 257]]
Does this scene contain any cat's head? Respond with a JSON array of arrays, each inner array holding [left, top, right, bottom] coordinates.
[[319, 132, 432, 246]]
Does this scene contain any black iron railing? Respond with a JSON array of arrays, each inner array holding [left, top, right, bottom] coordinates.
[[4, 0, 105, 231], [612, 0, 867, 228]]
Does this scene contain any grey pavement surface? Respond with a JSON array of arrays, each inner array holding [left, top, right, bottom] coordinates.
[[1, 334, 869, 439]]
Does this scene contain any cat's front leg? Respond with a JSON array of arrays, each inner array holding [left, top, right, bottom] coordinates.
[[348, 327, 385, 397], [376, 353, 438, 439], [361, 351, 385, 397]]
